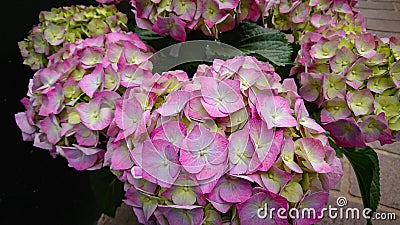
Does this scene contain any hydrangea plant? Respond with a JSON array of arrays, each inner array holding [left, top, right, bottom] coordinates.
[[15, 31, 153, 171], [291, 23, 400, 148], [271, 0, 366, 41], [102, 56, 342, 225], [18, 4, 128, 70]]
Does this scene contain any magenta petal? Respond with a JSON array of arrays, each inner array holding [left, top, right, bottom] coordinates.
[[157, 90, 190, 116], [360, 113, 392, 143], [109, 140, 134, 170], [114, 97, 143, 137], [281, 137, 303, 173], [260, 167, 292, 194], [257, 95, 297, 129], [295, 138, 333, 173], [33, 133, 53, 150], [299, 73, 323, 102], [320, 97, 351, 123], [209, 200, 233, 213], [300, 117, 325, 133], [151, 121, 187, 148], [200, 77, 244, 117], [15, 112, 36, 135], [118, 64, 152, 88], [324, 118, 367, 148], [201, 100, 229, 117], [294, 192, 329, 225], [40, 114, 61, 145], [319, 146, 344, 191], [39, 84, 64, 116], [142, 200, 158, 222], [35, 68, 61, 90], [214, 176, 252, 203], [142, 140, 181, 187], [236, 191, 289, 225], [58, 146, 100, 171], [75, 124, 98, 147], [248, 119, 274, 172], [228, 125, 255, 175], [215, 0, 239, 9], [310, 14, 331, 28], [355, 33, 377, 59], [290, 3, 310, 23], [257, 131, 282, 172], [184, 94, 212, 120], [194, 161, 227, 181], [152, 15, 187, 41], [78, 46, 104, 67], [180, 125, 228, 176], [76, 99, 112, 131], [78, 64, 104, 98]]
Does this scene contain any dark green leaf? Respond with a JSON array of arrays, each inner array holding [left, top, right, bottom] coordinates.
[[220, 22, 292, 66], [343, 147, 380, 220], [328, 137, 343, 158], [133, 27, 166, 41], [89, 167, 124, 217], [132, 26, 178, 51]]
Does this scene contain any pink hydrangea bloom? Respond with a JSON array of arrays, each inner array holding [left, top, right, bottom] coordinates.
[[106, 57, 340, 224], [15, 31, 152, 171]]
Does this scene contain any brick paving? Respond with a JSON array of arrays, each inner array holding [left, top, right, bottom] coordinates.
[[97, 2, 400, 225]]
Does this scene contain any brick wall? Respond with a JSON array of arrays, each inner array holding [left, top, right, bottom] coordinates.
[[318, 141, 400, 224], [356, 0, 400, 38]]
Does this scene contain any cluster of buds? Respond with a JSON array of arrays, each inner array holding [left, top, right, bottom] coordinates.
[[291, 29, 400, 147], [18, 4, 128, 70], [15, 31, 153, 170], [99, 56, 343, 225], [271, 0, 366, 41]]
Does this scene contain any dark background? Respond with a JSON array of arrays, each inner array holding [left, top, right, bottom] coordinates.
[[0, 1, 132, 225]]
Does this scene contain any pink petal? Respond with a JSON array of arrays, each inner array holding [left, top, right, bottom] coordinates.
[[78, 64, 104, 98], [157, 90, 190, 116], [324, 118, 367, 148]]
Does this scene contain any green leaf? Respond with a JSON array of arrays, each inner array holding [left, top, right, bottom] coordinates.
[[133, 27, 166, 41], [220, 22, 292, 66], [328, 137, 343, 158], [132, 26, 178, 51], [89, 167, 124, 217], [343, 147, 380, 220]]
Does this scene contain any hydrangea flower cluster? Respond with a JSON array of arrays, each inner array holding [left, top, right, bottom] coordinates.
[[18, 4, 128, 70], [125, 0, 278, 41], [97, 0, 365, 43], [14, 31, 153, 171], [101, 56, 343, 225], [271, 0, 366, 41], [291, 29, 400, 148]]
